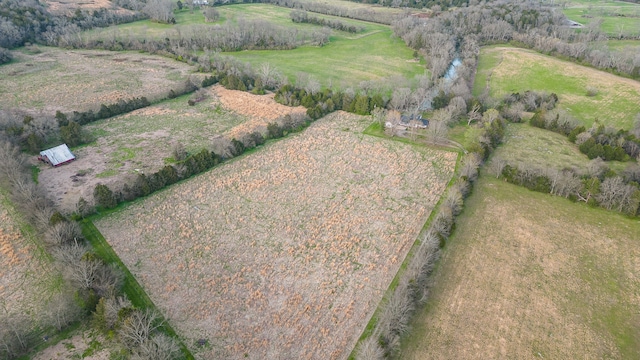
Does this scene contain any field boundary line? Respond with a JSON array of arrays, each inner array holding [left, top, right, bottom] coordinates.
[[347, 149, 463, 359], [80, 219, 195, 360]]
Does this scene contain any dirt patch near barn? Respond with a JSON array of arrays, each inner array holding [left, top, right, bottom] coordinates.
[[37, 87, 308, 213], [95, 112, 457, 359]]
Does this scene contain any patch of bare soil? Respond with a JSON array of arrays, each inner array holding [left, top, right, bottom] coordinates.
[[213, 85, 307, 139], [95, 112, 457, 360], [32, 332, 110, 360]]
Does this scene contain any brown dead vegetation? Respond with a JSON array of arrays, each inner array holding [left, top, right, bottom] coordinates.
[[95, 112, 456, 359]]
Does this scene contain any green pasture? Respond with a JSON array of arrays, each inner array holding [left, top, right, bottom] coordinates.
[[225, 27, 425, 88], [562, 0, 640, 36], [84, 4, 385, 41], [82, 91, 247, 177], [474, 46, 640, 130], [590, 39, 640, 52], [401, 174, 640, 359], [493, 123, 628, 174]]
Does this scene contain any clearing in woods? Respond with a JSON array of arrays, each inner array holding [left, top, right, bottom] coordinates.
[[37, 85, 306, 212], [94, 112, 457, 359], [0, 46, 195, 113], [562, 0, 640, 37], [400, 175, 640, 359], [473, 46, 640, 130], [492, 123, 628, 174], [0, 190, 61, 328]]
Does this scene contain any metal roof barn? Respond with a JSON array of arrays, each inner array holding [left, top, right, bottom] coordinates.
[[39, 144, 76, 167]]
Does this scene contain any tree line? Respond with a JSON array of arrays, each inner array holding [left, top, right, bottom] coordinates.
[[0, 79, 201, 154], [290, 10, 365, 33], [493, 160, 640, 216], [0, 140, 184, 359], [528, 109, 640, 161], [0, 0, 146, 63]]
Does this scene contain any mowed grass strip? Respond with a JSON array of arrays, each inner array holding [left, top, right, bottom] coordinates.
[[400, 175, 640, 359], [0, 47, 194, 113], [562, 0, 640, 36], [493, 123, 627, 173], [94, 112, 456, 359], [474, 46, 640, 129]]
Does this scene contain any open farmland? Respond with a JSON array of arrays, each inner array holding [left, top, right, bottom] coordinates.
[[562, 0, 640, 37], [37, 85, 306, 212], [493, 123, 627, 173], [0, 190, 61, 327], [224, 4, 424, 88], [401, 176, 640, 359], [83, 3, 425, 88], [94, 112, 457, 359], [473, 46, 640, 129], [0, 46, 194, 113]]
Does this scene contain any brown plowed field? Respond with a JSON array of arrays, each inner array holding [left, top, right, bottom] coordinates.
[[95, 112, 457, 359]]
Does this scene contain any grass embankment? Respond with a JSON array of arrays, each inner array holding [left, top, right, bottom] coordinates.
[[400, 174, 640, 359], [562, 0, 640, 37], [474, 46, 640, 129], [0, 46, 194, 113], [493, 123, 628, 173], [80, 220, 195, 360]]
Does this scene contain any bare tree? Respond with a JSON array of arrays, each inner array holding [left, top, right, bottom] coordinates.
[[133, 333, 181, 360], [45, 290, 82, 331], [597, 176, 639, 214], [390, 88, 411, 111], [427, 120, 448, 144], [356, 336, 384, 360], [467, 103, 482, 126], [489, 156, 506, 178], [203, 7, 219, 22], [45, 221, 83, 246], [371, 107, 386, 128], [143, 0, 176, 23], [119, 308, 164, 348]]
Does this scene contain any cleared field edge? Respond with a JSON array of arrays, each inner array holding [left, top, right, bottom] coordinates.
[[80, 220, 195, 360], [346, 148, 463, 359]]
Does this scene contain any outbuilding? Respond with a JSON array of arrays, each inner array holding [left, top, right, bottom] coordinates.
[[38, 144, 76, 167]]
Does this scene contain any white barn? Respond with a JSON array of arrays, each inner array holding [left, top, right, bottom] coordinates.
[[38, 144, 76, 167]]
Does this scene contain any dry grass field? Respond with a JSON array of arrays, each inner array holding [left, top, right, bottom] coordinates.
[[474, 46, 640, 129], [0, 46, 195, 113], [0, 191, 59, 323], [94, 112, 457, 359], [37, 86, 306, 212], [401, 176, 640, 359]]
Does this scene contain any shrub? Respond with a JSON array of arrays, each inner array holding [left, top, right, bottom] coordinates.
[[94, 184, 117, 209]]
